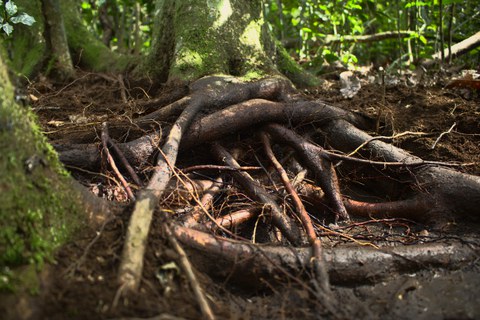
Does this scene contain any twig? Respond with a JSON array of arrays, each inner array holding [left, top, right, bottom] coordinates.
[[376, 67, 386, 133], [107, 136, 143, 186], [101, 123, 135, 201], [181, 164, 261, 173], [164, 224, 215, 320], [261, 132, 332, 297], [431, 122, 456, 149], [118, 74, 129, 104], [183, 176, 223, 227], [347, 131, 430, 157], [266, 124, 349, 222], [211, 142, 301, 245], [165, 156, 244, 239]]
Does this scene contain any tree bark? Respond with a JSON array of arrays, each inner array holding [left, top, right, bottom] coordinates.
[[0, 50, 99, 294], [140, 0, 318, 86], [41, 0, 74, 79]]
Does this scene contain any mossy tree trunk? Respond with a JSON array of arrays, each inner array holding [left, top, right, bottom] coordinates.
[[0, 50, 84, 294], [41, 0, 74, 79], [141, 0, 318, 86]]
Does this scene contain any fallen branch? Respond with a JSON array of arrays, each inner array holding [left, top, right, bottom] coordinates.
[[423, 31, 480, 67], [324, 31, 417, 45]]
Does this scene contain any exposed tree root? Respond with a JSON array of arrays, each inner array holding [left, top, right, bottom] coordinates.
[[211, 142, 301, 245], [172, 225, 479, 287], [118, 92, 207, 292], [57, 75, 480, 298]]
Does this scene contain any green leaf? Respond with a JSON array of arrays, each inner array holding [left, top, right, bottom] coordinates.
[[405, 1, 428, 8], [419, 35, 427, 45], [81, 2, 91, 9], [5, 1, 18, 16], [2, 23, 13, 36], [10, 13, 35, 26]]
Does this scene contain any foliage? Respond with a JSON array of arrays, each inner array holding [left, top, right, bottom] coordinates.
[[264, 0, 480, 70], [75, 0, 479, 71], [0, 0, 35, 36], [80, 0, 155, 54]]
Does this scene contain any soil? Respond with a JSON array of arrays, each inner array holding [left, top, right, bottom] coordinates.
[[23, 69, 480, 319]]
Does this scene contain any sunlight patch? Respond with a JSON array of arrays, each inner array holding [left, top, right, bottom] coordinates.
[[210, 0, 232, 28]]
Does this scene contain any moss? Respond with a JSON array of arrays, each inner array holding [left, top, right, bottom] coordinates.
[[167, 0, 228, 81], [0, 57, 82, 292], [275, 41, 320, 88]]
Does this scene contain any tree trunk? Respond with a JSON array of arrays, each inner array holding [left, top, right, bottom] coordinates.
[[0, 48, 112, 317], [0, 50, 76, 286], [41, 0, 74, 79], [140, 0, 318, 86]]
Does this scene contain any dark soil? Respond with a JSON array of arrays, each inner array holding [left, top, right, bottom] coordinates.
[[25, 69, 480, 319]]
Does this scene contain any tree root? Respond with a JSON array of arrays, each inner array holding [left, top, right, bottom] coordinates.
[[211, 142, 301, 245], [172, 224, 479, 287], [57, 75, 480, 298]]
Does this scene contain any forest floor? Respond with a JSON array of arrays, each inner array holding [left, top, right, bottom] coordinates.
[[28, 68, 480, 319]]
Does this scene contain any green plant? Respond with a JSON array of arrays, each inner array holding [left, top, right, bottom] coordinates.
[[0, 0, 35, 36], [264, 0, 480, 71], [80, 0, 154, 54]]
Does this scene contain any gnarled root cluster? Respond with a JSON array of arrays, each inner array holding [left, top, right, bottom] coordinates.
[[54, 75, 480, 309]]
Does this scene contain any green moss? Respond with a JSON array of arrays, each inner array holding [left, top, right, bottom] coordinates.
[[168, 1, 228, 81], [239, 70, 266, 82], [276, 41, 320, 88], [0, 58, 82, 292]]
